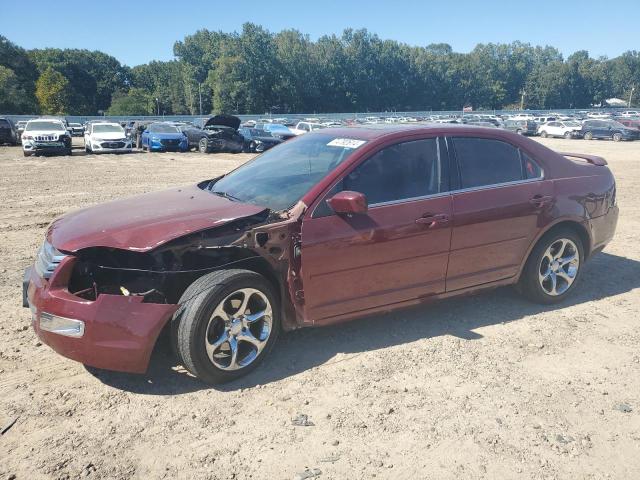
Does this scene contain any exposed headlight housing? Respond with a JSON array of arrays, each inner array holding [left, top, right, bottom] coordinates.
[[34, 241, 67, 279]]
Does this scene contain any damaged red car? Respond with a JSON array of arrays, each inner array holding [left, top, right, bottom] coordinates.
[[23, 125, 619, 383]]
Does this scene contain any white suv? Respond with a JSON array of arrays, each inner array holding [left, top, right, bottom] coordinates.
[[85, 122, 132, 153], [289, 121, 327, 135], [21, 119, 72, 157], [538, 121, 583, 139]]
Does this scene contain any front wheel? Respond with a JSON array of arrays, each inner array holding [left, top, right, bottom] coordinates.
[[540, 130, 548, 138], [516, 129, 523, 135], [518, 229, 584, 304], [172, 269, 280, 384], [612, 133, 622, 142], [564, 131, 572, 139], [584, 131, 593, 140]]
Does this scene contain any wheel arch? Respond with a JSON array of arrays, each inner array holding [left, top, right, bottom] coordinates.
[[517, 218, 592, 281]]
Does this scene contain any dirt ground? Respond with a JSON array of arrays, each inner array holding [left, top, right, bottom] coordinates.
[[1, 136, 639, 480]]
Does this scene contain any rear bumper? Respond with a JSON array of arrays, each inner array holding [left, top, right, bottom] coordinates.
[[23, 258, 178, 373], [589, 206, 619, 257]]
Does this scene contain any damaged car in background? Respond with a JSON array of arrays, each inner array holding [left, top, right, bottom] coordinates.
[[24, 125, 618, 384], [182, 114, 244, 154], [21, 118, 72, 157]]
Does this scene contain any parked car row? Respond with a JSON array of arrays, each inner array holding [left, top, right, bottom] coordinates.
[[4, 109, 640, 155], [6, 115, 302, 156]]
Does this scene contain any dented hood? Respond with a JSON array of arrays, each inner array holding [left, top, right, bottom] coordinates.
[[47, 184, 267, 253]]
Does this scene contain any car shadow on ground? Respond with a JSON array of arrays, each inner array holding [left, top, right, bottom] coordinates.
[[87, 252, 640, 394]]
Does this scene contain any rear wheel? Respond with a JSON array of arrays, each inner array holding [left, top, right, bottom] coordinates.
[[516, 129, 523, 135], [612, 133, 622, 142], [518, 228, 584, 304], [584, 131, 593, 140], [199, 137, 209, 153], [23, 150, 32, 157], [540, 130, 548, 138], [172, 269, 280, 384], [564, 131, 572, 139]]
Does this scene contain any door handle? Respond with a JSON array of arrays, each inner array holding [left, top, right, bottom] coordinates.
[[530, 195, 553, 207], [415, 213, 449, 227]]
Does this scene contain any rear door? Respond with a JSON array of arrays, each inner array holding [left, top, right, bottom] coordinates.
[[445, 136, 553, 291], [300, 137, 452, 324]]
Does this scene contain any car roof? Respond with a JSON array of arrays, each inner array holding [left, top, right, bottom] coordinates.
[[311, 123, 519, 140]]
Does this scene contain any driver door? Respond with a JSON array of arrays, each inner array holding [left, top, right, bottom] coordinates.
[[299, 137, 452, 324]]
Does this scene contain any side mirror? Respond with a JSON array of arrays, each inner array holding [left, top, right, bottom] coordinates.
[[327, 191, 368, 215]]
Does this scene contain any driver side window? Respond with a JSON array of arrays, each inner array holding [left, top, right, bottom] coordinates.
[[314, 138, 446, 217]]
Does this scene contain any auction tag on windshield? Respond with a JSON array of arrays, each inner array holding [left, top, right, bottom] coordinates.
[[327, 138, 366, 149]]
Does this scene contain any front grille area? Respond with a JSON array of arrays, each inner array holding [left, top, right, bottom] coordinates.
[[160, 139, 180, 147], [100, 141, 126, 149], [34, 241, 67, 279]]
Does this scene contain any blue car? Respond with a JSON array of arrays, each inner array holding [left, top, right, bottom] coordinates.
[[141, 123, 189, 152]]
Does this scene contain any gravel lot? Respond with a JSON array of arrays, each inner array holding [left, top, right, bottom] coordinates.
[[1, 137, 639, 480]]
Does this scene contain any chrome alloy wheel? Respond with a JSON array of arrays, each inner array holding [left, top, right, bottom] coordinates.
[[538, 238, 580, 296], [204, 288, 273, 371]]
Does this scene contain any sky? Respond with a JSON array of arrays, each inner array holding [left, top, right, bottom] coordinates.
[[2, 0, 638, 66]]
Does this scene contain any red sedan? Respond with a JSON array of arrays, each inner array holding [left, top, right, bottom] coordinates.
[[23, 125, 619, 383]]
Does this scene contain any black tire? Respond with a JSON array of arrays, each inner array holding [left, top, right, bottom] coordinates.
[[171, 269, 280, 384], [516, 129, 523, 135], [584, 131, 593, 140], [518, 228, 584, 304], [199, 137, 209, 154], [540, 130, 548, 138], [23, 150, 32, 157], [65, 148, 72, 156], [564, 131, 572, 139], [612, 133, 622, 142]]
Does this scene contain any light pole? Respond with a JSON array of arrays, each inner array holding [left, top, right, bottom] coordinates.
[[155, 98, 160, 116], [520, 89, 526, 111], [629, 86, 636, 108]]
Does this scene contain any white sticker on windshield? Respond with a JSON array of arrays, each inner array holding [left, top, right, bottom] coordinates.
[[327, 138, 366, 149]]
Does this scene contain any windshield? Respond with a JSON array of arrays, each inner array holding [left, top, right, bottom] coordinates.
[[148, 124, 180, 133], [25, 121, 64, 131], [93, 124, 124, 134], [264, 124, 291, 133], [208, 134, 367, 210]]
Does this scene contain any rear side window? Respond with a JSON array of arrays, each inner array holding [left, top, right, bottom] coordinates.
[[0, 119, 10, 127], [452, 138, 523, 189]]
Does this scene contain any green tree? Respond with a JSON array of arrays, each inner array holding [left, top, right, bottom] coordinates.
[[0, 35, 38, 113], [35, 67, 70, 114], [106, 88, 153, 115]]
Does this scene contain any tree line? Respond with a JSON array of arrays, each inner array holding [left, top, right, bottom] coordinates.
[[1, 25, 639, 116]]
